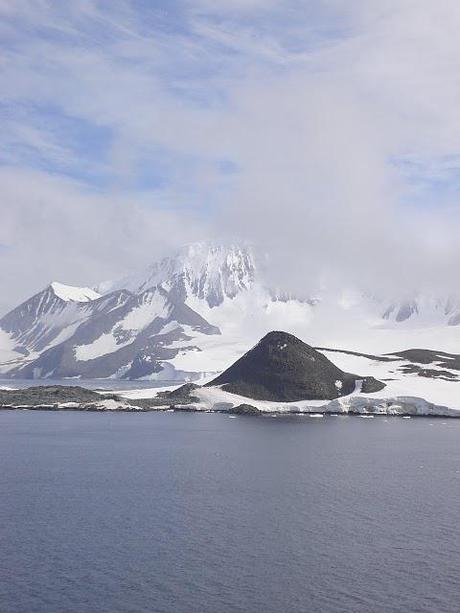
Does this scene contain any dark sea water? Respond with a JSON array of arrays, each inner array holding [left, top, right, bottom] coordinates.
[[1, 412, 459, 613]]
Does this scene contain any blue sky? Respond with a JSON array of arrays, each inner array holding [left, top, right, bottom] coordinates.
[[1, 0, 460, 311]]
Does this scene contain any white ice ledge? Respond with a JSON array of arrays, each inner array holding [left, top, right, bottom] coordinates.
[[50, 281, 101, 303], [186, 386, 460, 417]]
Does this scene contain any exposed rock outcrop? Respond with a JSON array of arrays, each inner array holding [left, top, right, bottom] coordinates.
[[207, 331, 385, 401]]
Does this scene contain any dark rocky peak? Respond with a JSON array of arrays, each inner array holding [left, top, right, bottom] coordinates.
[[207, 331, 385, 402]]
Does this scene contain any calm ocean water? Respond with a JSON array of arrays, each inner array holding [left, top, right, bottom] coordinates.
[[0, 412, 459, 613]]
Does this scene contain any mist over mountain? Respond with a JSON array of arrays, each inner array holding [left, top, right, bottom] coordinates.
[[2, 241, 460, 382], [3, 3, 460, 316]]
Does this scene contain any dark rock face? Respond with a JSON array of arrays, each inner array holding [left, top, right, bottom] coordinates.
[[390, 348, 460, 371], [172, 405, 199, 412], [397, 364, 458, 381], [157, 383, 200, 404], [207, 331, 385, 402], [360, 377, 386, 393], [228, 403, 261, 415], [159, 383, 199, 398], [0, 385, 120, 407]]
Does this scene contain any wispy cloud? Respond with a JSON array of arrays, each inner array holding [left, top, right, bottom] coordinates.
[[1, 0, 460, 311]]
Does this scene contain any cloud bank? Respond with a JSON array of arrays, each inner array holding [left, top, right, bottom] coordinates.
[[1, 1, 460, 311]]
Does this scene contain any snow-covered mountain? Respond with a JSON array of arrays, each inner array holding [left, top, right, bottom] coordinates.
[[382, 295, 460, 326], [0, 282, 103, 365], [0, 280, 220, 380], [97, 242, 256, 307], [1, 241, 460, 381]]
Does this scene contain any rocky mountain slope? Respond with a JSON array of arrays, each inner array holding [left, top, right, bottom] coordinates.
[[2, 241, 460, 381], [207, 331, 385, 401], [97, 242, 256, 307], [0, 282, 219, 380]]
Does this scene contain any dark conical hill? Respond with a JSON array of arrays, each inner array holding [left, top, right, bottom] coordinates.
[[206, 331, 385, 401]]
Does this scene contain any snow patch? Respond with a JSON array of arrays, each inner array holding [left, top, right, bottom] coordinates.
[[74, 331, 131, 361], [182, 385, 460, 417], [74, 290, 169, 361], [0, 330, 21, 363], [121, 291, 169, 330], [51, 282, 100, 303]]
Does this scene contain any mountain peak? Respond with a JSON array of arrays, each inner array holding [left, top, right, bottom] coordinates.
[[98, 241, 256, 307], [256, 330, 306, 346], [207, 330, 385, 401], [50, 282, 101, 303]]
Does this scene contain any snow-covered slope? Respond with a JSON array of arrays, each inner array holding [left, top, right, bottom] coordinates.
[[121, 344, 460, 416], [2, 241, 460, 384], [381, 294, 460, 327], [50, 282, 100, 303], [179, 380, 460, 417], [97, 242, 256, 307], [0, 283, 102, 368], [1, 284, 219, 380]]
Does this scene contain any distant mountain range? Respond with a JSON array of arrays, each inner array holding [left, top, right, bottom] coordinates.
[[1, 241, 460, 380]]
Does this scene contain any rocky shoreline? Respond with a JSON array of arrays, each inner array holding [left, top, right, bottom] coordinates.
[[1, 384, 459, 418], [0, 385, 159, 412]]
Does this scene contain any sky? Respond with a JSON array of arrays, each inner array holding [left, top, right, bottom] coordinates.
[[2, 0, 460, 313]]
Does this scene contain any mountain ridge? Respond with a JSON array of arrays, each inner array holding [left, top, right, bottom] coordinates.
[[2, 241, 460, 381]]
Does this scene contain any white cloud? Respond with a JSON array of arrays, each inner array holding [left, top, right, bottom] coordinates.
[[0, 167, 207, 312], [1, 0, 460, 312]]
